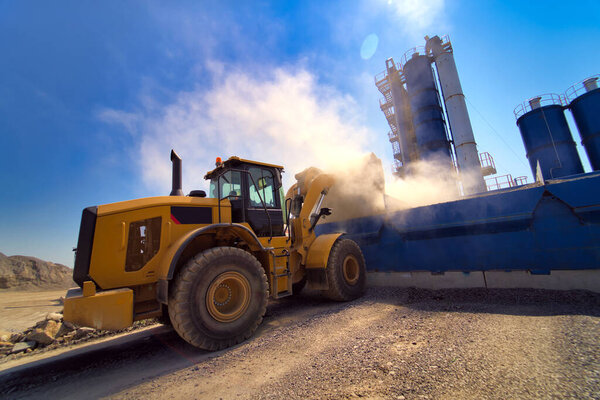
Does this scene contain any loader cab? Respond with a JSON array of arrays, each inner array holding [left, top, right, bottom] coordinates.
[[205, 157, 286, 237]]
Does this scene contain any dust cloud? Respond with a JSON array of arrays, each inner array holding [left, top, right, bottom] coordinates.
[[312, 153, 464, 224], [100, 63, 465, 219]]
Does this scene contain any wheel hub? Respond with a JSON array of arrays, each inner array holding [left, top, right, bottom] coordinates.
[[206, 271, 251, 323], [342, 255, 360, 285]]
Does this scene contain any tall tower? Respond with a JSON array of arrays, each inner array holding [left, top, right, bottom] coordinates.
[[426, 36, 486, 194]]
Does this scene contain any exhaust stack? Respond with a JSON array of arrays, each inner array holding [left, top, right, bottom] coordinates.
[[170, 149, 184, 196]]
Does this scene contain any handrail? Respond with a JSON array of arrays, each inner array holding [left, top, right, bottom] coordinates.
[[400, 46, 427, 67], [513, 93, 565, 119], [565, 74, 600, 103], [284, 197, 292, 243]]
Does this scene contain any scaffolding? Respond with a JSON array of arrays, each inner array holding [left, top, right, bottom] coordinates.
[[375, 63, 404, 176]]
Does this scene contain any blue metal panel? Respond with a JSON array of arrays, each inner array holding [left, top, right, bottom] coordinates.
[[569, 88, 600, 171], [516, 105, 583, 179], [316, 172, 600, 274], [402, 54, 452, 163]]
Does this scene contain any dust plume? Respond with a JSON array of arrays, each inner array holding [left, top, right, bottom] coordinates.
[[100, 63, 467, 219], [384, 157, 461, 210], [99, 65, 375, 194], [321, 153, 387, 222], [316, 153, 465, 224]]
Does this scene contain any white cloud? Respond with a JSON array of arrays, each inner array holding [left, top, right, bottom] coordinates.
[[101, 65, 378, 194], [385, 0, 446, 34]]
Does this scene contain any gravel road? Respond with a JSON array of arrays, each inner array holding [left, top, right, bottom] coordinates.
[[2, 287, 599, 400]]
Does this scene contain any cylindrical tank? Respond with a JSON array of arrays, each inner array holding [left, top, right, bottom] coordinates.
[[386, 59, 417, 170], [402, 51, 452, 164], [567, 76, 600, 170], [515, 95, 584, 179], [426, 36, 486, 195]]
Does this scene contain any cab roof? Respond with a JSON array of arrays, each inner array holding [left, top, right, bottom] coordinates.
[[204, 156, 284, 180]]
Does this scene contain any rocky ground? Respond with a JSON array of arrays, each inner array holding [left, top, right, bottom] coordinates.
[[1, 287, 598, 400], [0, 307, 156, 361]]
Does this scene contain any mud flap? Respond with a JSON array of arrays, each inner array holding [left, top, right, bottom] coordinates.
[[306, 269, 329, 290]]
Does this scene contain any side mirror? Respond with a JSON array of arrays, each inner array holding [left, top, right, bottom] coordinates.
[[319, 207, 332, 216], [309, 207, 332, 232]]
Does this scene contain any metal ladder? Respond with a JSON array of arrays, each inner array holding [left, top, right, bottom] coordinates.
[[270, 249, 292, 299]]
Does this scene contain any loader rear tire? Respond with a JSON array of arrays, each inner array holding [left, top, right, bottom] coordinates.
[[169, 247, 268, 351], [323, 239, 366, 301]]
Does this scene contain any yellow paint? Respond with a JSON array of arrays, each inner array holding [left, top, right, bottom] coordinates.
[[68, 159, 343, 331], [305, 233, 342, 269], [82, 280, 96, 297], [63, 287, 133, 330], [90, 199, 232, 288]]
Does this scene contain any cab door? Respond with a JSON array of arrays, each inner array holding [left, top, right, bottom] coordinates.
[[246, 166, 284, 237]]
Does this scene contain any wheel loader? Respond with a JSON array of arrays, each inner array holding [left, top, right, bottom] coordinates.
[[63, 150, 366, 350]]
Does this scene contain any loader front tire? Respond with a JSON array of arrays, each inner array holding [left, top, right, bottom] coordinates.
[[169, 247, 268, 350], [323, 239, 366, 301]]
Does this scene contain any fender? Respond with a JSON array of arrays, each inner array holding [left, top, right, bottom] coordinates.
[[164, 223, 272, 280], [305, 233, 343, 269]]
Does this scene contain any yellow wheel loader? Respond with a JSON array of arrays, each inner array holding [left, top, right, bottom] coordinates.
[[63, 150, 366, 350]]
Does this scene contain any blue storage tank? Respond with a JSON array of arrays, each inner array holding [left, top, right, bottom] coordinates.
[[515, 95, 584, 180], [567, 77, 600, 171], [402, 52, 452, 163]]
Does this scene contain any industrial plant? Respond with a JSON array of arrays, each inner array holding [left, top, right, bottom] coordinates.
[[318, 35, 600, 291]]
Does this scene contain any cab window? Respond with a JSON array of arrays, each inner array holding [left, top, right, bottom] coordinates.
[[209, 171, 242, 199], [248, 167, 276, 208]]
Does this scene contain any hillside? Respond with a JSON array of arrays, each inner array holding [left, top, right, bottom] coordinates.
[[0, 252, 75, 290]]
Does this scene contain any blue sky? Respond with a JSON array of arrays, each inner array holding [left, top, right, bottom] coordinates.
[[1, 0, 599, 266]]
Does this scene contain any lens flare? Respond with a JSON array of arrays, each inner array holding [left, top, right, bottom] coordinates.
[[360, 34, 379, 60]]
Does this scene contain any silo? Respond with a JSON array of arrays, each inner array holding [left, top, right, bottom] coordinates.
[[426, 36, 487, 195], [402, 51, 453, 165], [386, 59, 417, 170], [566, 76, 600, 170], [515, 95, 584, 179]]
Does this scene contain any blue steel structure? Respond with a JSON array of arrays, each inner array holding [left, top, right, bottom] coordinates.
[[516, 101, 583, 180], [403, 53, 453, 164], [568, 82, 600, 171], [317, 172, 600, 275]]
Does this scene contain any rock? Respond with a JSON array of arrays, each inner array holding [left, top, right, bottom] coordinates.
[[46, 312, 63, 322], [0, 330, 12, 342], [0, 341, 13, 356], [56, 322, 75, 338], [9, 333, 24, 343], [63, 321, 77, 330], [25, 320, 61, 345], [72, 327, 95, 340], [11, 341, 36, 354], [0, 254, 75, 290]]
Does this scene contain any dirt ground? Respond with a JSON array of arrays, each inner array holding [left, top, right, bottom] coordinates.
[[0, 290, 66, 333], [1, 287, 599, 399]]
